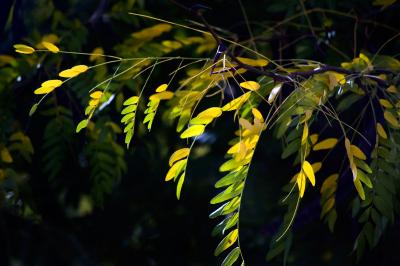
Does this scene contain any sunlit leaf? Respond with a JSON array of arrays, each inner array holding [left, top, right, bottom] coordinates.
[[239, 81, 260, 91], [76, 119, 88, 133], [14, 44, 35, 54], [222, 92, 251, 111], [41, 41, 60, 53], [180, 125, 205, 138], [197, 107, 223, 119], [124, 96, 139, 105], [302, 160, 315, 186], [350, 145, 367, 160], [301, 124, 308, 145], [149, 91, 174, 101], [34, 86, 56, 94], [176, 172, 185, 199], [90, 91, 103, 99], [214, 229, 239, 256], [41, 79, 63, 88], [169, 148, 190, 166], [251, 108, 264, 122], [165, 159, 187, 181], [156, 84, 168, 92]]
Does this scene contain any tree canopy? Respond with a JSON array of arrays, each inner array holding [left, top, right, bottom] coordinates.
[[1, 0, 400, 265]]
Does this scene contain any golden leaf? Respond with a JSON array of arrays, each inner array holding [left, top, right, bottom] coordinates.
[[350, 145, 366, 160], [376, 123, 387, 139], [251, 108, 264, 122], [239, 81, 260, 91], [90, 91, 103, 99], [180, 125, 205, 138], [237, 57, 268, 67], [13, 44, 35, 54], [222, 92, 251, 111], [302, 160, 315, 186], [41, 79, 62, 88], [169, 148, 190, 166], [34, 86, 56, 94], [149, 91, 174, 101], [313, 138, 338, 150], [41, 41, 59, 53], [156, 84, 168, 92], [197, 107, 223, 119]]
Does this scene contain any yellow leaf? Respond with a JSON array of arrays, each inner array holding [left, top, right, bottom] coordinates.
[[13, 44, 35, 54], [59, 69, 80, 78], [321, 174, 338, 193], [41, 41, 59, 53], [302, 160, 315, 186], [34, 86, 56, 94], [345, 138, 357, 181], [312, 162, 322, 173], [214, 229, 238, 256], [90, 91, 103, 99], [384, 110, 400, 128], [149, 91, 174, 101], [350, 145, 366, 160], [41, 79, 62, 88], [376, 123, 387, 139], [41, 34, 59, 44], [90, 47, 104, 62], [386, 85, 398, 93], [176, 172, 185, 199], [313, 138, 338, 150], [180, 125, 205, 138], [156, 84, 168, 92], [310, 134, 319, 145], [379, 99, 393, 109], [240, 81, 260, 91], [132, 23, 172, 39], [169, 148, 190, 166], [197, 107, 222, 119], [189, 116, 214, 125], [1, 148, 13, 163], [251, 108, 264, 122], [297, 172, 306, 198], [89, 99, 100, 107], [71, 65, 89, 73], [237, 56, 268, 67], [222, 92, 251, 111], [301, 124, 309, 145], [165, 159, 186, 181], [162, 40, 182, 49]]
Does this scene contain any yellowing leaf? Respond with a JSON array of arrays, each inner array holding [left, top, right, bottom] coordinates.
[[14, 44, 35, 54], [189, 116, 214, 125], [376, 123, 388, 139], [41, 79, 63, 88], [169, 148, 190, 166], [386, 85, 398, 93], [384, 110, 400, 128], [310, 134, 319, 145], [353, 177, 365, 200], [176, 172, 185, 200], [149, 91, 174, 101], [180, 125, 205, 138], [302, 160, 315, 186], [297, 172, 306, 198], [222, 92, 251, 111], [197, 107, 222, 119], [214, 229, 238, 256], [89, 47, 104, 61], [124, 96, 139, 105], [90, 91, 103, 99], [165, 159, 186, 181], [156, 84, 168, 92], [379, 99, 393, 108], [237, 56, 268, 67], [313, 138, 338, 150], [162, 40, 182, 49], [345, 138, 357, 181], [312, 162, 322, 173], [239, 81, 260, 91], [350, 145, 366, 160], [41, 41, 59, 53], [251, 108, 264, 122], [71, 65, 89, 73], [1, 148, 13, 163], [301, 124, 309, 145]]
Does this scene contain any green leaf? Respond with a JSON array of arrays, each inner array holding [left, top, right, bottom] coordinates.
[[29, 103, 38, 116], [76, 119, 88, 133], [211, 182, 244, 204], [176, 172, 185, 200], [222, 247, 241, 266]]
